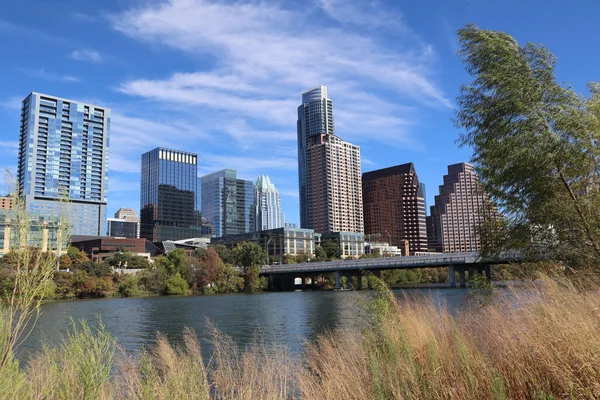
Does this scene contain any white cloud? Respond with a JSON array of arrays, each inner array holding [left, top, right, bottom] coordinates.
[[110, 0, 451, 151], [22, 68, 80, 82], [71, 49, 102, 63], [1, 96, 22, 111]]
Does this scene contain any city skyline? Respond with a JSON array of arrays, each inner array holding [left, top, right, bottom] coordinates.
[[1, 0, 598, 224]]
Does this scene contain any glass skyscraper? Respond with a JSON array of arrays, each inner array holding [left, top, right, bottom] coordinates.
[[18, 92, 110, 236], [253, 175, 284, 231], [140, 148, 201, 242], [200, 169, 253, 238]]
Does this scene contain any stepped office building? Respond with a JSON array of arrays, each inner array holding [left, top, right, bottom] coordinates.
[[18, 92, 110, 236], [427, 163, 500, 253], [297, 86, 363, 234], [362, 163, 428, 254], [140, 148, 201, 242], [201, 169, 253, 238]]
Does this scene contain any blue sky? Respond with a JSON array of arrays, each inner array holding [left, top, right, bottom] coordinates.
[[1, 0, 600, 225]]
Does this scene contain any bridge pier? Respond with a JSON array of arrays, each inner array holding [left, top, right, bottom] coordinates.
[[356, 273, 363, 290], [485, 264, 492, 280], [335, 271, 341, 290], [311, 275, 317, 290], [459, 267, 466, 288], [449, 265, 456, 287]]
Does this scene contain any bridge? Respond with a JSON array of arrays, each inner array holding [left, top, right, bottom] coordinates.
[[259, 251, 519, 291]]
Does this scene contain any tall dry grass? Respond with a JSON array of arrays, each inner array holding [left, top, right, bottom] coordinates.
[[4, 273, 600, 399]]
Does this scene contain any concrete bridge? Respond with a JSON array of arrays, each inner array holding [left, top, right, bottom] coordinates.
[[259, 251, 519, 291]]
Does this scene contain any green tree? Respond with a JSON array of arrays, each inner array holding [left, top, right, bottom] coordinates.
[[165, 273, 189, 295], [212, 244, 235, 264], [322, 242, 342, 260], [315, 246, 327, 261], [456, 24, 600, 270], [117, 275, 141, 297], [232, 242, 266, 293], [66, 246, 89, 267]]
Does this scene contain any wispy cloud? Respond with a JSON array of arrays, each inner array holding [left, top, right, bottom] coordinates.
[[1, 96, 22, 111], [71, 49, 102, 63], [71, 12, 97, 22], [22, 68, 80, 82], [110, 0, 450, 152]]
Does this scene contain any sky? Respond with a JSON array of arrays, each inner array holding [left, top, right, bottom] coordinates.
[[1, 0, 600, 225]]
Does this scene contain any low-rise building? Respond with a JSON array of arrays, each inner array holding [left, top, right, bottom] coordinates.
[[321, 232, 365, 258], [70, 235, 161, 261], [0, 196, 15, 211], [0, 210, 61, 257], [211, 227, 320, 261]]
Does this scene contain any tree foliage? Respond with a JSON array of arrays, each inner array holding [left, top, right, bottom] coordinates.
[[456, 24, 600, 269], [322, 242, 342, 260], [232, 242, 266, 293]]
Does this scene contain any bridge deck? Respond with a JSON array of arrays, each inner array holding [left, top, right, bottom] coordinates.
[[259, 251, 517, 275]]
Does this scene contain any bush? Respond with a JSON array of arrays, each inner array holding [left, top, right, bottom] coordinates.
[[165, 273, 189, 295], [117, 276, 141, 298]]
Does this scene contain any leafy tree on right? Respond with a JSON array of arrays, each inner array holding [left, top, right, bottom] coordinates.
[[456, 24, 600, 270]]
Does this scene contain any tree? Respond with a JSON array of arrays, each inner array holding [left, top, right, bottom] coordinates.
[[66, 246, 89, 267], [315, 246, 327, 261], [456, 24, 600, 270], [165, 273, 189, 295], [197, 247, 222, 293], [212, 244, 235, 264], [232, 242, 266, 293], [322, 242, 342, 260]]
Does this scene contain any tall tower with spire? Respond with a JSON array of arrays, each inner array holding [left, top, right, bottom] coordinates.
[[253, 175, 284, 231]]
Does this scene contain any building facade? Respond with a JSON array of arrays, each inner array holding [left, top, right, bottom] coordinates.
[[211, 227, 320, 260], [321, 232, 365, 258], [297, 86, 363, 234], [201, 169, 253, 237], [107, 218, 139, 238], [114, 207, 140, 238], [140, 148, 202, 242], [253, 175, 284, 231], [362, 163, 428, 255], [427, 163, 500, 253], [0, 196, 15, 210], [0, 210, 61, 257], [17, 92, 110, 236]]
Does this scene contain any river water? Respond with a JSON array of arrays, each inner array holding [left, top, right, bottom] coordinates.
[[18, 287, 473, 362]]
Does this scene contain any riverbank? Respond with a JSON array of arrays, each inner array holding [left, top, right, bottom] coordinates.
[[4, 274, 600, 399]]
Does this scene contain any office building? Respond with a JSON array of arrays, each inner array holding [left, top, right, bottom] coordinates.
[[362, 163, 428, 255], [0, 196, 15, 210], [107, 217, 139, 238], [0, 210, 60, 257], [201, 169, 253, 237], [253, 175, 284, 231], [211, 227, 320, 259], [297, 86, 363, 234], [114, 207, 140, 238], [427, 163, 500, 253], [17, 92, 110, 236], [140, 148, 202, 242]]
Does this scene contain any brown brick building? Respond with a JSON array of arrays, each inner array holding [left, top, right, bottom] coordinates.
[[362, 163, 428, 254], [427, 163, 500, 253], [0, 196, 15, 210]]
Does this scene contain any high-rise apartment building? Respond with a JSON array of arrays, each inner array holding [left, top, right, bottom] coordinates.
[[297, 86, 363, 233], [201, 169, 253, 238], [253, 175, 284, 231], [427, 163, 500, 253], [18, 92, 110, 236], [140, 148, 201, 242], [362, 163, 428, 254]]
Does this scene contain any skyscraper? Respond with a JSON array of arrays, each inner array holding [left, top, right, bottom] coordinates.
[[297, 86, 363, 233], [427, 163, 500, 253], [201, 169, 253, 237], [253, 175, 284, 231], [18, 92, 110, 236], [362, 163, 428, 254], [140, 148, 201, 242]]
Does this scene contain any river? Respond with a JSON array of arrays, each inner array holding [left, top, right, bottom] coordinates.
[[18, 287, 473, 363]]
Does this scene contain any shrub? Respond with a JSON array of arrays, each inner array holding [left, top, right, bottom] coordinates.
[[165, 273, 189, 295], [117, 275, 141, 298]]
